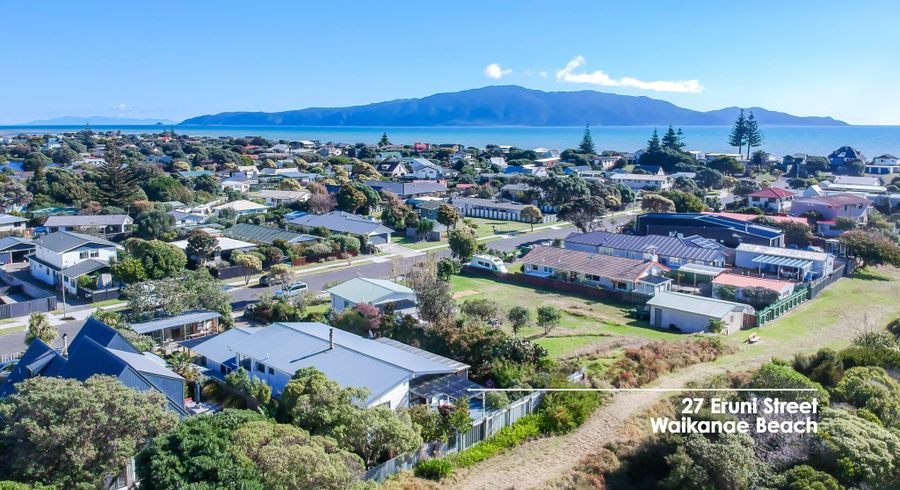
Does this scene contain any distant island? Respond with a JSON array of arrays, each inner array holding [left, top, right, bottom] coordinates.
[[23, 116, 178, 125], [179, 85, 848, 127]]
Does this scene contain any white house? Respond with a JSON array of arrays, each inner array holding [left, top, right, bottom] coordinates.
[[220, 179, 251, 193], [214, 200, 269, 216], [747, 187, 795, 213], [188, 322, 467, 408], [326, 278, 417, 313], [257, 189, 310, 206], [28, 231, 119, 295], [43, 214, 132, 236], [609, 173, 672, 192], [646, 291, 754, 334], [0, 214, 28, 233]]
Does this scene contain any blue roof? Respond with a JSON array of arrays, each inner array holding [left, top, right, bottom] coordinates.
[[289, 211, 393, 236], [638, 213, 783, 239], [0, 318, 187, 415]]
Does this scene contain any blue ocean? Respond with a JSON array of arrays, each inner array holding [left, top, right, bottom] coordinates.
[[3, 125, 900, 157]]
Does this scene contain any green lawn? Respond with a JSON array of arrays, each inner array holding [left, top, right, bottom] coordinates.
[[450, 273, 682, 356], [395, 218, 571, 249]]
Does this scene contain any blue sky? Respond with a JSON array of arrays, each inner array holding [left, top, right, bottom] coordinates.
[[2, 0, 898, 125]]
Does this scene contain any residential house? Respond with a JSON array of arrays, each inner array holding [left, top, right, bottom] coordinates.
[[790, 194, 870, 226], [168, 210, 208, 228], [364, 180, 447, 198], [828, 146, 865, 168], [747, 187, 795, 213], [488, 157, 508, 169], [375, 161, 409, 178], [213, 200, 269, 216], [646, 291, 754, 334], [564, 230, 730, 267], [521, 245, 672, 295], [782, 153, 808, 170], [634, 213, 785, 247], [866, 154, 900, 175], [186, 322, 468, 408], [43, 214, 132, 236], [0, 318, 187, 416], [29, 231, 119, 295], [735, 243, 834, 280], [223, 223, 320, 245], [220, 178, 251, 193], [288, 211, 394, 245], [257, 189, 310, 206], [450, 197, 551, 223], [326, 277, 417, 314], [401, 158, 454, 179], [594, 155, 621, 170], [0, 214, 28, 233], [0, 236, 34, 264], [711, 273, 795, 303], [178, 170, 214, 178], [130, 310, 221, 343], [632, 165, 665, 175], [503, 164, 547, 177], [609, 173, 672, 192], [170, 235, 257, 264]]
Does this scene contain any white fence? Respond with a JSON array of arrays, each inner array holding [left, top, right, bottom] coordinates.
[[461, 207, 558, 224], [361, 369, 585, 482]]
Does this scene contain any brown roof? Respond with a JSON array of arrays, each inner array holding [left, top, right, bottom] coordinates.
[[794, 194, 870, 207], [521, 246, 668, 282]]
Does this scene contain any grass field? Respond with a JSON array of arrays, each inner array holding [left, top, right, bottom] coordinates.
[[449, 273, 682, 356], [396, 218, 569, 249]]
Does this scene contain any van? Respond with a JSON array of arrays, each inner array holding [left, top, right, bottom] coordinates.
[[468, 254, 507, 273]]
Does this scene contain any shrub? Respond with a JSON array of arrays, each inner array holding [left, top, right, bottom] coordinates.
[[450, 414, 541, 468], [485, 391, 510, 410], [537, 389, 602, 434], [607, 339, 725, 388], [413, 458, 453, 480]]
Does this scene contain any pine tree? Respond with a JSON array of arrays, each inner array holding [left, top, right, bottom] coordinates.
[[647, 128, 662, 152], [578, 124, 596, 154], [676, 128, 686, 151], [662, 126, 679, 150], [727, 109, 748, 156], [378, 133, 390, 146], [97, 144, 140, 207], [745, 111, 764, 159]]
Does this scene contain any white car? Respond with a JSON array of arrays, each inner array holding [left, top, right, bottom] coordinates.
[[468, 254, 507, 273], [275, 281, 309, 298]]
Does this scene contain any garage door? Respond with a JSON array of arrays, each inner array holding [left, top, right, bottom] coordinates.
[[369, 233, 388, 245]]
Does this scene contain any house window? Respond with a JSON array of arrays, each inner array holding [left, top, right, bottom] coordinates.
[[268, 367, 274, 375], [79, 250, 100, 260], [256, 362, 266, 373]]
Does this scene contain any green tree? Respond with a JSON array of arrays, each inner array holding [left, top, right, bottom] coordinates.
[[661, 125, 683, 151], [816, 408, 900, 488], [166, 351, 200, 384], [520, 205, 543, 231], [23, 151, 52, 172], [186, 229, 218, 263], [840, 229, 900, 269], [708, 156, 745, 175], [135, 409, 266, 489], [24, 313, 56, 346], [448, 226, 478, 262], [557, 196, 606, 233], [578, 124, 596, 154], [97, 144, 142, 207], [744, 111, 764, 159], [0, 181, 33, 212], [749, 363, 829, 403], [134, 208, 175, 240], [436, 203, 460, 230], [660, 190, 705, 213], [834, 366, 900, 429], [111, 256, 148, 284], [781, 465, 842, 490], [641, 193, 676, 213], [507, 306, 531, 336], [461, 298, 500, 323], [646, 128, 662, 152], [728, 108, 748, 155], [331, 406, 422, 468], [234, 254, 263, 285], [230, 421, 366, 490], [536, 305, 561, 336], [133, 240, 187, 279], [378, 132, 390, 146], [405, 254, 455, 325], [0, 376, 176, 489], [335, 184, 367, 214], [268, 263, 294, 289], [436, 257, 460, 281]]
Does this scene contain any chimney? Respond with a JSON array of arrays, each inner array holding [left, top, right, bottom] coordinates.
[[329, 328, 335, 350], [61, 333, 69, 357]]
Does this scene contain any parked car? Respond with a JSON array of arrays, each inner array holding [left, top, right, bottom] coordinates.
[[258, 274, 273, 287], [275, 281, 309, 297], [468, 254, 507, 273]]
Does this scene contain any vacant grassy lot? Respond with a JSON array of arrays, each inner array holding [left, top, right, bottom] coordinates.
[[396, 218, 571, 249], [449, 273, 681, 356]]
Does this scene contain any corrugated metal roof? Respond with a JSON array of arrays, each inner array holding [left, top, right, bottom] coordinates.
[[61, 258, 109, 277], [565, 231, 727, 263], [522, 245, 667, 282], [751, 255, 812, 269], [44, 214, 132, 227], [375, 338, 469, 372], [32, 231, 117, 253], [647, 291, 754, 317], [736, 243, 828, 262], [0, 236, 33, 251], [326, 278, 414, 305], [289, 211, 394, 236], [0, 214, 27, 225], [131, 310, 221, 334]]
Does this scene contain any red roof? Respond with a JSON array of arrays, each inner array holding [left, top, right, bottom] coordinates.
[[749, 187, 795, 199], [712, 273, 795, 292]]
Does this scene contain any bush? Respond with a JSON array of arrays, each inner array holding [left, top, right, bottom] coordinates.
[[485, 391, 510, 410], [537, 389, 602, 434], [450, 414, 541, 467], [607, 339, 725, 388], [413, 458, 453, 481]]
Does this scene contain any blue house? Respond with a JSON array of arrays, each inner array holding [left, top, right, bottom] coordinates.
[[0, 318, 187, 416], [828, 146, 865, 168]]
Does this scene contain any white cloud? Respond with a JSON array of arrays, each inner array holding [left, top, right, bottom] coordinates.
[[556, 56, 703, 93], [539, 71, 548, 79], [484, 63, 512, 80], [112, 103, 128, 112]]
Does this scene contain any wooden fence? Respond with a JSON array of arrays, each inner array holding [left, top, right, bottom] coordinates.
[[461, 266, 651, 305], [361, 370, 584, 482]]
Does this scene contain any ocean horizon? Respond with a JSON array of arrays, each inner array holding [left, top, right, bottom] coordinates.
[[3, 124, 900, 158]]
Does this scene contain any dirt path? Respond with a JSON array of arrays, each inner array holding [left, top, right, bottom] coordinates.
[[446, 269, 900, 489]]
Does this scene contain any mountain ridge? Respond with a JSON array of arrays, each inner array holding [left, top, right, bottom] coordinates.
[[23, 116, 177, 125], [179, 85, 848, 127]]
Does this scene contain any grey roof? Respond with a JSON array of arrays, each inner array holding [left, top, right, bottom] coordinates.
[[326, 278, 415, 305], [451, 197, 528, 212], [289, 211, 394, 236], [676, 263, 727, 277], [410, 374, 481, 401], [44, 214, 132, 227], [188, 322, 458, 404], [736, 243, 829, 262], [62, 259, 109, 277], [751, 255, 812, 269], [0, 236, 33, 252], [0, 214, 27, 225], [647, 291, 754, 318], [224, 223, 319, 245], [168, 210, 206, 222], [131, 310, 221, 335], [376, 337, 469, 372], [564, 231, 728, 263], [32, 231, 117, 253], [364, 180, 447, 196]]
